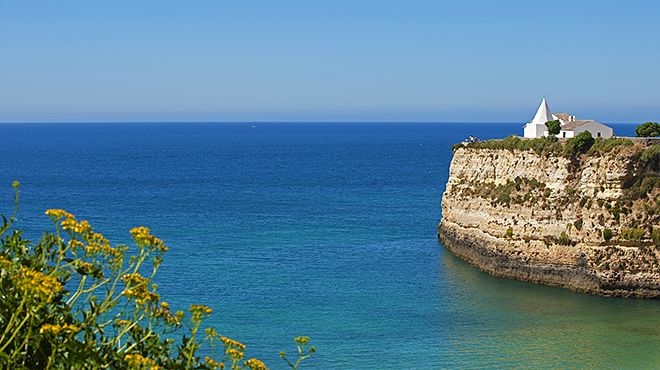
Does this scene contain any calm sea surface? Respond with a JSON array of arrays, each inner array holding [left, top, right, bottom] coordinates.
[[0, 122, 657, 369]]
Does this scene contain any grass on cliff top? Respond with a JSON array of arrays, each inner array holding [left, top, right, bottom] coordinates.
[[453, 135, 634, 158]]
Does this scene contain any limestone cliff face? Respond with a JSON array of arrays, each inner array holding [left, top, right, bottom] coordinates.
[[438, 141, 660, 297]]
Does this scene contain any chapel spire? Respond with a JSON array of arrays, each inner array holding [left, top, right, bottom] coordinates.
[[530, 96, 553, 126]]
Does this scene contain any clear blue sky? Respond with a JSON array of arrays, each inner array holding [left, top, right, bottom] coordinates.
[[1, 0, 658, 122]]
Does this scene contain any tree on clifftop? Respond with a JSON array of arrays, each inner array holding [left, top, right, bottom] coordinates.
[[545, 120, 561, 136], [635, 122, 660, 137]]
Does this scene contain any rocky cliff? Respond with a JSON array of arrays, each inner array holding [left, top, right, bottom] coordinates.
[[438, 138, 660, 297]]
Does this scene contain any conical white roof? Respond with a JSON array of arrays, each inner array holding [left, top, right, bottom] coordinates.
[[530, 97, 553, 126]]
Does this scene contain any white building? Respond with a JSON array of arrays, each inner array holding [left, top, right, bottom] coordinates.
[[523, 97, 614, 139]]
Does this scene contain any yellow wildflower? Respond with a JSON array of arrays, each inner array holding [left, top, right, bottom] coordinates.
[[45, 209, 74, 221], [84, 234, 122, 267], [75, 261, 93, 269], [68, 239, 85, 251], [0, 255, 12, 269], [294, 336, 310, 345], [124, 353, 160, 369], [84, 231, 110, 251], [130, 226, 168, 252], [62, 219, 92, 234], [205, 356, 224, 369], [122, 273, 148, 285], [226, 347, 244, 361], [123, 288, 159, 306], [39, 323, 61, 335], [220, 336, 246, 351], [101, 244, 122, 259], [61, 218, 76, 231], [63, 323, 79, 332], [15, 267, 63, 302], [89, 231, 109, 244], [39, 323, 79, 335], [122, 273, 159, 305], [190, 304, 213, 317], [12, 180, 19, 189], [152, 301, 180, 326], [85, 243, 101, 255], [130, 226, 149, 237], [205, 327, 219, 339], [244, 358, 268, 370]]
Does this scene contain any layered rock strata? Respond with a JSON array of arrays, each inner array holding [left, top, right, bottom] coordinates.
[[438, 141, 659, 297]]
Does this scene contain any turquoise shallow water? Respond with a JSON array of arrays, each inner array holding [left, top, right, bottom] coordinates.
[[0, 122, 658, 368]]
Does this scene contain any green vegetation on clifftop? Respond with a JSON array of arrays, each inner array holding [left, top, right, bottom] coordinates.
[[453, 135, 636, 159]]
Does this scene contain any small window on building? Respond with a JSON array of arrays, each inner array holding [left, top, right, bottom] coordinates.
[[562, 132, 566, 138], [597, 132, 601, 138]]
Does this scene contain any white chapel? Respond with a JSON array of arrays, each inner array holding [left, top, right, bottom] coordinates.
[[523, 97, 614, 139]]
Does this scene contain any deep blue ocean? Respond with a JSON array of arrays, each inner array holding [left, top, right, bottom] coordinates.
[[1, 122, 658, 369]]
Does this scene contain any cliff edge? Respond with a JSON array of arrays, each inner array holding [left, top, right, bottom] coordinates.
[[438, 136, 660, 297]]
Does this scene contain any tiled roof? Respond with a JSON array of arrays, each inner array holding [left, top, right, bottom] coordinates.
[[552, 112, 570, 122], [562, 120, 601, 131]]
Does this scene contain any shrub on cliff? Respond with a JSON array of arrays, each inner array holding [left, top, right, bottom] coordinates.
[[452, 142, 465, 152], [587, 137, 633, 156], [623, 175, 660, 202], [602, 228, 613, 242], [0, 182, 314, 370], [464, 177, 548, 208], [608, 203, 621, 222], [462, 135, 566, 156], [573, 219, 583, 231], [640, 144, 660, 172], [635, 122, 660, 137], [619, 144, 660, 202], [620, 227, 645, 242], [557, 232, 572, 246], [567, 131, 595, 156]]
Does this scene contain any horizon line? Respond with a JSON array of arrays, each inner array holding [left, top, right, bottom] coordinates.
[[0, 120, 642, 125]]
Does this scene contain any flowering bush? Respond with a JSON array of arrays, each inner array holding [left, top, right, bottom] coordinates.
[[0, 182, 314, 369]]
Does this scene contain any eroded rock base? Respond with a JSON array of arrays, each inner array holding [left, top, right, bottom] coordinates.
[[438, 220, 659, 298]]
